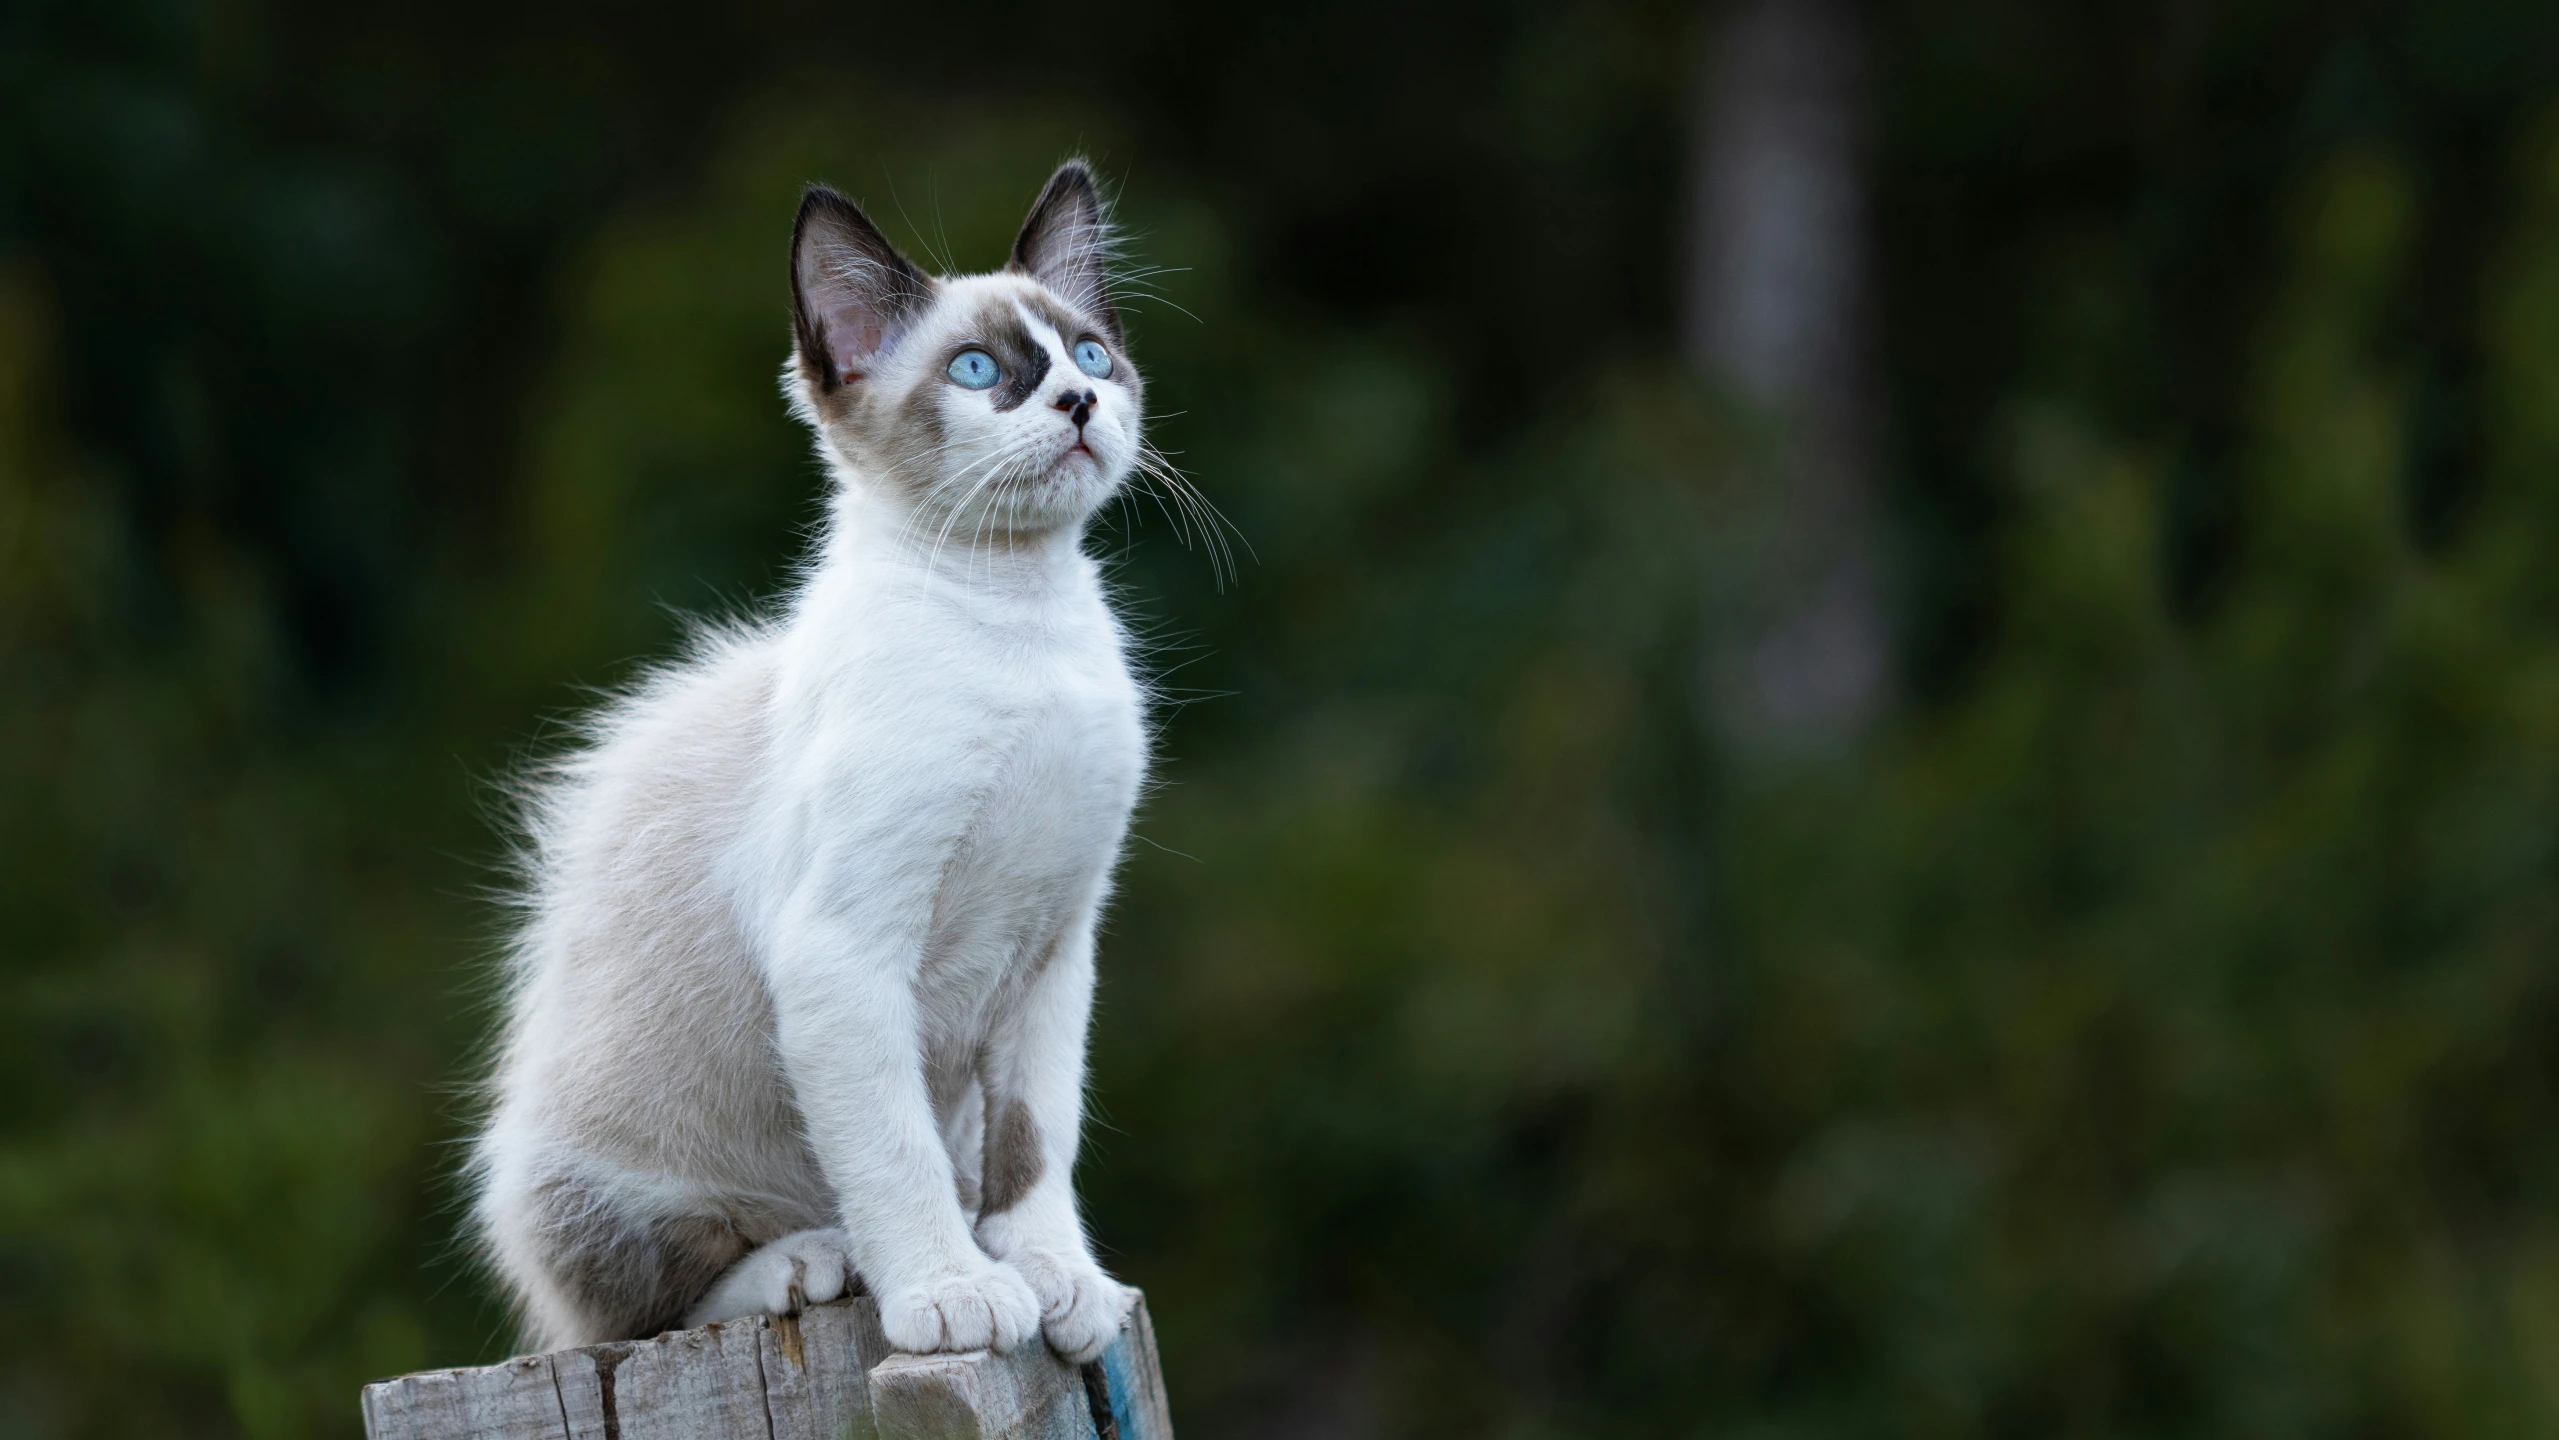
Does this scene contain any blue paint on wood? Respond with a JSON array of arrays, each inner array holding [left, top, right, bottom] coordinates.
[[1098, 1330, 1149, 1440]]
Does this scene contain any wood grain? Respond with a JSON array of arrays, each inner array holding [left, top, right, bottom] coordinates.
[[360, 1292, 1171, 1440], [361, 1352, 568, 1440]]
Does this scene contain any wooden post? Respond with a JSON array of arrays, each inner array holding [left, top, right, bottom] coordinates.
[[361, 1291, 1173, 1440]]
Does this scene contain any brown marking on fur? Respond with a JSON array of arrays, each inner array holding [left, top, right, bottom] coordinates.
[[885, 378, 950, 498], [992, 339, 1051, 413], [803, 350, 865, 431], [980, 1097, 1046, 1216], [863, 293, 1069, 495], [528, 1173, 750, 1341], [1017, 290, 1096, 346], [786, 177, 1148, 503], [1020, 924, 1069, 983], [938, 295, 1050, 414], [1018, 287, 1142, 421]]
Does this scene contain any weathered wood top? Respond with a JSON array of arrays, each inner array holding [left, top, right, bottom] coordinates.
[[360, 1291, 1171, 1440]]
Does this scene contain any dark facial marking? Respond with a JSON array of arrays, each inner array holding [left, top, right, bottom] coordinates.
[[979, 1097, 1046, 1216], [1020, 291, 1139, 408], [1020, 292, 1091, 345], [959, 299, 1053, 413], [992, 343, 1051, 413], [889, 376, 949, 490]]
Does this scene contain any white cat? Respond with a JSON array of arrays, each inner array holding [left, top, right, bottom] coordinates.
[[470, 162, 1149, 1365]]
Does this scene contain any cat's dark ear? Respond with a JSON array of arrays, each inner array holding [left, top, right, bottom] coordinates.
[[1008, 160, 1119, 339], [792, 185, 933, 391]]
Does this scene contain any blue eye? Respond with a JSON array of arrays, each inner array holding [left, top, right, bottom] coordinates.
[[948, 350, 1001, 389], [1073, 339, 1113, 379]]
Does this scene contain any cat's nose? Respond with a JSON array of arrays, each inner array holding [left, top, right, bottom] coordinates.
[[1052, 388, 1096, 430]]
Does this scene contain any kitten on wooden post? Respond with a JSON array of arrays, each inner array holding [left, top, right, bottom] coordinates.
[[469, 161, 1157, 1366]]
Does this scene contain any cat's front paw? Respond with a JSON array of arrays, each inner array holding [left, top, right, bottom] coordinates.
[[976, 1212, 1134, 1362], [1003, 1248, 1134, 1364], [684, 1227, 859, 1328], [880, 1260, 1043, 1354]]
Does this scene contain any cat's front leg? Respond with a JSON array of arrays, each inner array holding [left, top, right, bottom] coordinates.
[[765, 906, 1043, 1354], [975, 913, 1134, 1364]]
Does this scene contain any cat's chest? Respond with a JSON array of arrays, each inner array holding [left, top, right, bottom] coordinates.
[[915, 636, 1141, 989], [961, 650, 1144, 867], [769, 570, 1142, 957]]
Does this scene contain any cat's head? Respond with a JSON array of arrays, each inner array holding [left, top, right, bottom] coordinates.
[[786, 161, 1141, 540]]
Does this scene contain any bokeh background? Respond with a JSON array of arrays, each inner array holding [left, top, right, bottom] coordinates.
[[10, 1, 2559, 1435]]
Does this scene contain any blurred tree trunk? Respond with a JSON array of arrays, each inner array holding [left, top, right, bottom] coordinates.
[[1687, 0, 1886, 749]]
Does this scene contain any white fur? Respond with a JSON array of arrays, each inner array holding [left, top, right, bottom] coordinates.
[[472, 243, 1147, 1365]]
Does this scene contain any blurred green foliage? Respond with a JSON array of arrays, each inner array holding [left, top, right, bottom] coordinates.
[[9, 2, 2559, 1436]]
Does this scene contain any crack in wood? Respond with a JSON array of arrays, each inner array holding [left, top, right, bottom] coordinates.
[[1080, 1360, 1119, 1440], [592, 1344, 627, 1440], [549, 1357, 574, 1440], [751, 1317, 780, 1440]]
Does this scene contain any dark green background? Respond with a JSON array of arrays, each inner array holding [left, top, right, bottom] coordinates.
[[10, 2, 2559, 1435]]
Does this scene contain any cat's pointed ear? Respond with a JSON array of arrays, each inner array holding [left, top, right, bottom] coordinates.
[[1008, 160, 1119, 339], [792, 185, 933, 392]]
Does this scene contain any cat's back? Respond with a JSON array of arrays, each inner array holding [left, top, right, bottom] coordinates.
[[534, 623, 784, 891], [494, 623, 804, 1178]]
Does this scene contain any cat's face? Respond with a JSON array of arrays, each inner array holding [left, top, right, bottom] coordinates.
[[787, 163, 1142, 540]]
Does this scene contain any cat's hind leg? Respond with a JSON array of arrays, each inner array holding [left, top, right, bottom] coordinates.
[[485, 1163, 760, 1347], [685, 1228, 862, 1326]]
